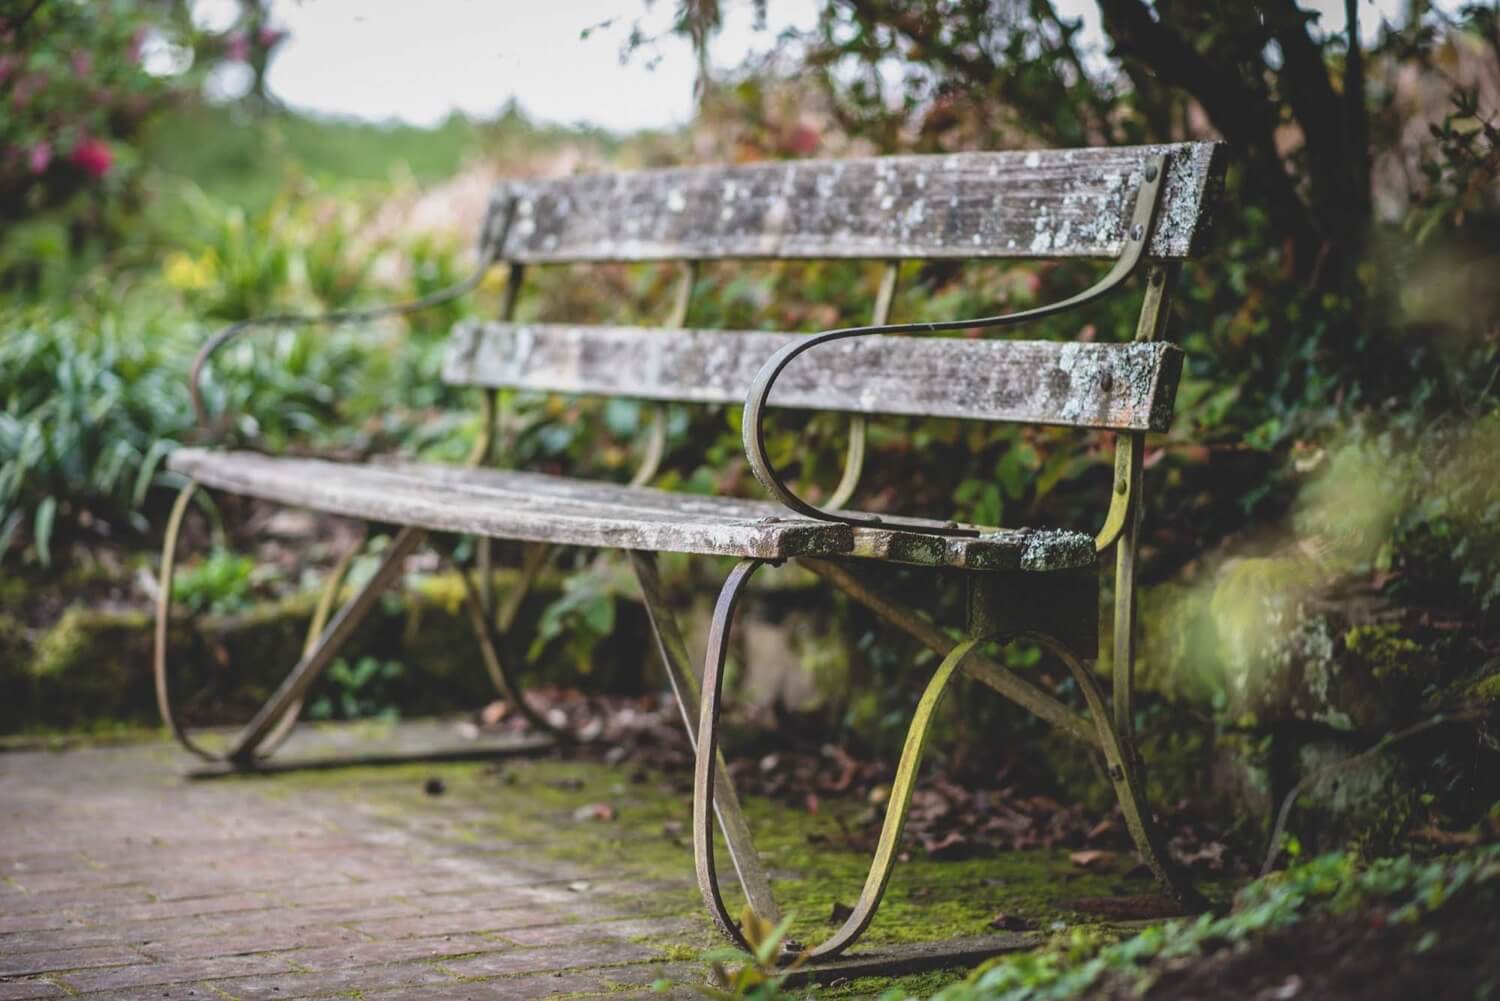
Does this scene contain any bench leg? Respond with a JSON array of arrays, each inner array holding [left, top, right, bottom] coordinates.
[[687, 561, 1206, 962], [691, 559, 989, 962], [452, 548, 570, 741], [220, 524, 427, 765], [254, 532, 365, 756], [800, 557, 1100, 749], [627, 550, 782, 924], [155, 481, 234, 763], [1027, 632, 1207, 910], [154, 483, 378, 764]]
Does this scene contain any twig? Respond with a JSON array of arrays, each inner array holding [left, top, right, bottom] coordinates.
[[1260, 706, 1495, 878], [3, 0, 45, 35]]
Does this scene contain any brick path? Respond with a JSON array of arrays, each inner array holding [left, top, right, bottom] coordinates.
[[0, 723, 716, 1000]]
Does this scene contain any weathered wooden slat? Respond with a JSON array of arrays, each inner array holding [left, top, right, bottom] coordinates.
[[169, 450, 848, 560], [166, 450, 1097, 571], [484, 143, 1225, 263], [443, 323, 1183, 432]]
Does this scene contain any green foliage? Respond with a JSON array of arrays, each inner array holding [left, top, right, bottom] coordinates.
[[139, 102, 580, 220], [307, 655, 404, 721], [884, 847, 1500, 1001], [668, 906, 807, 1001], [171, 547, 256, 615], [527, 556, 636, 675], [0, 1, 191, 226], [0, 312, 191, 564]]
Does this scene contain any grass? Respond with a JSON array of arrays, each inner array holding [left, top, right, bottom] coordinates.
[[138, 101, 629, 227]]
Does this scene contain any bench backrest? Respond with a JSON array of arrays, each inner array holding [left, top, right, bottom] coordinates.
[[444, 143, 1225, 433]]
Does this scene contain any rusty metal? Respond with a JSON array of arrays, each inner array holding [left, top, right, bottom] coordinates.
[[741, 155, 1168, 538], [153, 481, 225, 762], [693, 417, 1209, 951], [1094, 263, 1174, 553], [628, 261, 698, 489], [153, 485, 367, 764], [627, 550, 782, 922], [454, 559, 569, 741], [688, 558, 1203, 960], [1093, 439, 1136, 553], [256, 533, 365, 756], [1097, 262, 1177, 749], [799, 557, 1098, 748], [473, 262, 528, 615], [190, 199, 517, 439], [692, 559, 1043, 961], [826, 261, 899, 511], [1025, 631, 1206, 910], [1111, 431, 1146, 751], [223, 526, 426, 765]]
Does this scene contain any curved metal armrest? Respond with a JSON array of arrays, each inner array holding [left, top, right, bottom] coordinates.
[[188, 197, 518, 438], [741, 154, 1168, 539]]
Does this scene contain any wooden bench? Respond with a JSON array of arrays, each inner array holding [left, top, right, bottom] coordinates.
[[154, 141, 1226, 967]]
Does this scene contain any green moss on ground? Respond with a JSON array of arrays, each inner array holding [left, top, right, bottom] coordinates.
[[236, 755, 1237, 998]]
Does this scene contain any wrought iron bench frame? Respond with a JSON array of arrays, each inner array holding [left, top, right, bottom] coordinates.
[[154, 141, 1226, 970]]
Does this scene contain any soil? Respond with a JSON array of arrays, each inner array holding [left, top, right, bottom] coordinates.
[[1097, 875, 1500, 1001], [485, 686, 1249, 884]]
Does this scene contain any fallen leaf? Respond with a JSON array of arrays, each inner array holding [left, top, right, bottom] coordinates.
[[989, 912, 1033, 931], [572, 802, 616, 822], [922, 831, 970, 858], [1068, 849, 1116, 870], [828, 901, 854, 924], [1086, 817, 1118, 841]]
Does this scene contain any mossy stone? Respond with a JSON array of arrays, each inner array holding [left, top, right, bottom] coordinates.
[[1288, 738, 1416, 857]]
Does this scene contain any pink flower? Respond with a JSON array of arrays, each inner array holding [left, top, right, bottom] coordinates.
[[11, 71, 45, 109], [69, 137, 112, 179], [0, 55, 15, 85], [28, 142, 51, 174], [226, 31, 249, 62], [256, 26, 285, 48], [786, 125, 820, 156], [71, 50, 92, 77], [128, 27, 147, 64]]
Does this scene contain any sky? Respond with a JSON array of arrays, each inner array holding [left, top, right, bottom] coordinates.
[[189, 0, 1439, 131]]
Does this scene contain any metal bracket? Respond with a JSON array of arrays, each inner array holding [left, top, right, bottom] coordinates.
[[741, 154, 1169, 538]]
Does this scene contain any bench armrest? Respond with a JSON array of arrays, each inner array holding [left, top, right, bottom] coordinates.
[[740, 155, 1167, 539], [188, 197, 517, 440]]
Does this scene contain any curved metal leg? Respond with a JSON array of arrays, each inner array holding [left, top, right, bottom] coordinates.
[[628, 550, 781, 923], [453, 557, 570, 741], [256, 533, 364, 757], [155, 481, 232, 762], [1027, 632, 1206, 910], [684, 563, 1205, 959], [692, 559, 984, 961], [224, 525, 425, 764], [155, 482, 372, 764]]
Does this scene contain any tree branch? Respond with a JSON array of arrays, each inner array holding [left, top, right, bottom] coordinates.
[[1096, 0, 1321, 265], [1261, 0, 1365, 250]]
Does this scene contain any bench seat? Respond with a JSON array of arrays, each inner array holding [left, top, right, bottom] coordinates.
[[168, 448, 1097, 572]]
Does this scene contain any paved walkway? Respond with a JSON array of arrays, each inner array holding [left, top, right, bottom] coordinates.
[[0, 723, 717, 1000]]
